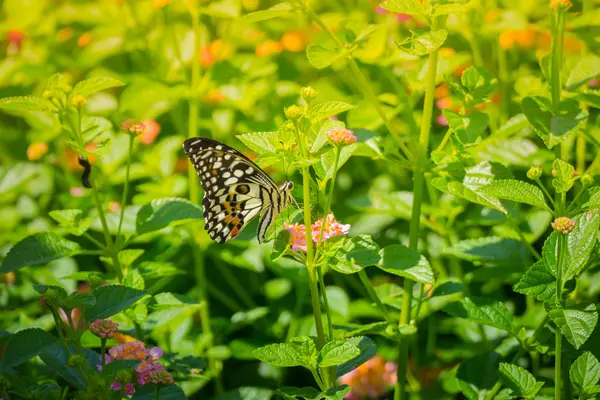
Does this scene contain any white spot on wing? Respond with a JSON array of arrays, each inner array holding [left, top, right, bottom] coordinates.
[[225, 177, 238, 185], [234, 170, 244, 178]]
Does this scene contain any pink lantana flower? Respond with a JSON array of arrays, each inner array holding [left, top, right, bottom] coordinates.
[[284, 214, 350, 253], [89, 319, 119, 338], [326, 128, 357, 145], [339, 356, 398, 400], [283, 222, 308, 252]]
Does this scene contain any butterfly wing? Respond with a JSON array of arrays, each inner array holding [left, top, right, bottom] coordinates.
[[183, 137, 281, 243]]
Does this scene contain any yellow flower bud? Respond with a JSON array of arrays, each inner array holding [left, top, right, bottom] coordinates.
[[284, 105, 304, 121], [71, 95, 87, 109]]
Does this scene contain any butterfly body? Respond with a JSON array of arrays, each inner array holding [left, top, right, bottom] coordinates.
[[183, 137, 294, 243]]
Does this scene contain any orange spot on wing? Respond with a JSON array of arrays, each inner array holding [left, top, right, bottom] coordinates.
[[211, 169, 217, 175], [231, 226, 239, 237]]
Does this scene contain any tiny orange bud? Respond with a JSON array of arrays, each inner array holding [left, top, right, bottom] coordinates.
[[27, 142, 48, 161]]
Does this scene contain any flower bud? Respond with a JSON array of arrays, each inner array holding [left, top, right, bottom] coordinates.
[[551, 216, 576, 234], [284, 105, 304, 121], [87, 273, 103, 290], [300, 86, 318, 102], [67, 354, 85, 367], [550, 0, 572, 11], [326, 128, 357, 145], [527, 166, 542, 180], [71, 95, 87, 109], [581, 174, 594, 186], [120, 119, 145, 136], [41, 288, 60, 308], [115, 369, 133, 384]]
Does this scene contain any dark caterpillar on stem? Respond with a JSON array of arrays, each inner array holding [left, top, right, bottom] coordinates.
[[77, 156, 92, 188]]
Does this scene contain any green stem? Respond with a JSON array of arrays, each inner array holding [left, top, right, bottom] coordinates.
[[315, 145, 341, 252], [305, 8, 413, 163], [317, 267, 333, 340], [116, 134, 135, 249], [497, 38, 510, 124], [83, 232, 106, 250], [535, 178, 557, 209], [396, 15, 446, 400], [358, 270, 394, 324], [101, 338, 107, 366], [91, 184, 123, 280], [551, 10, 566, 111]]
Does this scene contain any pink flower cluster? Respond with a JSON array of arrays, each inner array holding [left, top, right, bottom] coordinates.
[[339, 356, 397, 400], [326, 128, 357, 145], [99, 340, 173, 395], [552, 216, 576, 234], [283, 214, 350, 252], [89, 319, 119, 338]]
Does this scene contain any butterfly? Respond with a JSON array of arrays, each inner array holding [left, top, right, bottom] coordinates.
[[183, 137, 295, 243]]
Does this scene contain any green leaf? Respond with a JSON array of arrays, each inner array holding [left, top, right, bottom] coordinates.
[[552, 158, 575, 193], [242, 2, 294, 23], [118, 249, 144, 269], [478, 179, 550, 211], [549, 303, 598, 349], [131, 384, 186, 400], [562, 211, 600, 280], [236, 131, 282, 155], [321, 386, 351, 400], [523, 97, 588, 149], [570, 351, 600, 393], [513, 259, 556, 302], [499, 362, 544, 399], [1, 232, 81, 273], [380, 0, 428, 15], [461, 66, 497, 104], [308, 101, 357, 122], [444, 297, 515, 333], [327, 235, 381, 274], [336, 336, 377, 377], [0, 329, 59, 368], [317, 340, 360, 368], [84, 284, 146, 322], [289, 336, 318, 368], [443, 110, 489, 144], [252, 343, 303, 367], [456, 352, 500, 400], [136, 197, 204, 235], [276, 387, 322, 400], [71, 77, 125, 99], [306, 45, 343, 69], [377, 244, 434, 284], [39, 345, 99, 389], [101, 360, 141, 379], [49, 209, 90, 236], [317, 143, 357, 183], [566, 55, 600, 91], [443, 236, 528, 268], [0, 96, 52, 112], [398, 29, 447, 56]]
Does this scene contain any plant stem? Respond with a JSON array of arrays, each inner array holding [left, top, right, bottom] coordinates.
[[305, 8, 413, 163], [101, 338, 106, 366], [116, 133, 134, 248], [555, 233, 565, 400], [551, 9, 566, 111], [358, 270, 394, 324], [316, 145, 341, 251], [91, 184, 123, 280], [395, 15, 445, 400], [497, 39, 510, 124]]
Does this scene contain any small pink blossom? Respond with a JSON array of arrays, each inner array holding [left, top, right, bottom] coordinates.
[[89, 319, 119, 338], [283, 222, 308, 252], [396, 14, 411, 23], [148, 370, 175, 385], [590, 78, 599, 88], [148, 346, 163, 361], [375, 6, 388, 14], [436, 114, 448, 126], [70, 187, 85, 197], [326, 128, 357, 145], [124, 383, 135, 395], [552, 216, 576, 234], [340, 356, 397, 400], [312, 214, 351, 243], [110, 382, 122, 391]]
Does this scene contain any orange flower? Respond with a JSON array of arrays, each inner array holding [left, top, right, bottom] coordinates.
[[199, 39, 231, 67], [434, 83, 450, 99], [56, 27, 74, 42], [114, 332, 138, 344], [66, 143, 96, 170], [339, 356, 397, 400], [7, 29, 26, 44], [78, 32, 92, 47], [27, 142, 48, 160], [281, 31, 307, 52], [139, 120, 161, 145], [255, 40, 283, 57], [108, 201, 121, 213], [202, 88, 225, 104], [550, 0, 572, 10]]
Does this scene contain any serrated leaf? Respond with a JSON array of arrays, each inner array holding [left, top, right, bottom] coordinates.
[[513, 259, 556, 302], [499, 362, 544, 398], [306, 45, 343, 69], [309, 101, 356, 122], [562, 211, 600, 280], [252, 343, 303, 367], [552, 158, 575, 192], [289, 336, 318, 368], [84, 284, 146, 322], [71, 77, 125, 99], [398, 29, 447, 56], [523, 97, 588, 149], [136, 198, 204, 235], [444, 110, 489, 144], [549, 303, 598, 349], [118, 249, 144, 268], [479, 179, 550, 211], [236, 132, 282, 155], [1, 233, 81, 273], [566, 55, 600, 91], [442, 236, 528, 268], [570, 351, 600, 393], [327, 235, 381, 274], [317, 143, 357, 183], [311, 119, 345, 153], [445, 297, 515, 333], [0, 328, 59, 368], [377, 244, 434, 284], [0, 96, 52, 112], [317, 340, 360, 368], [380, 0, 428, 15], [242, 2, 294, 23], [336, 336, 377, 377]]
